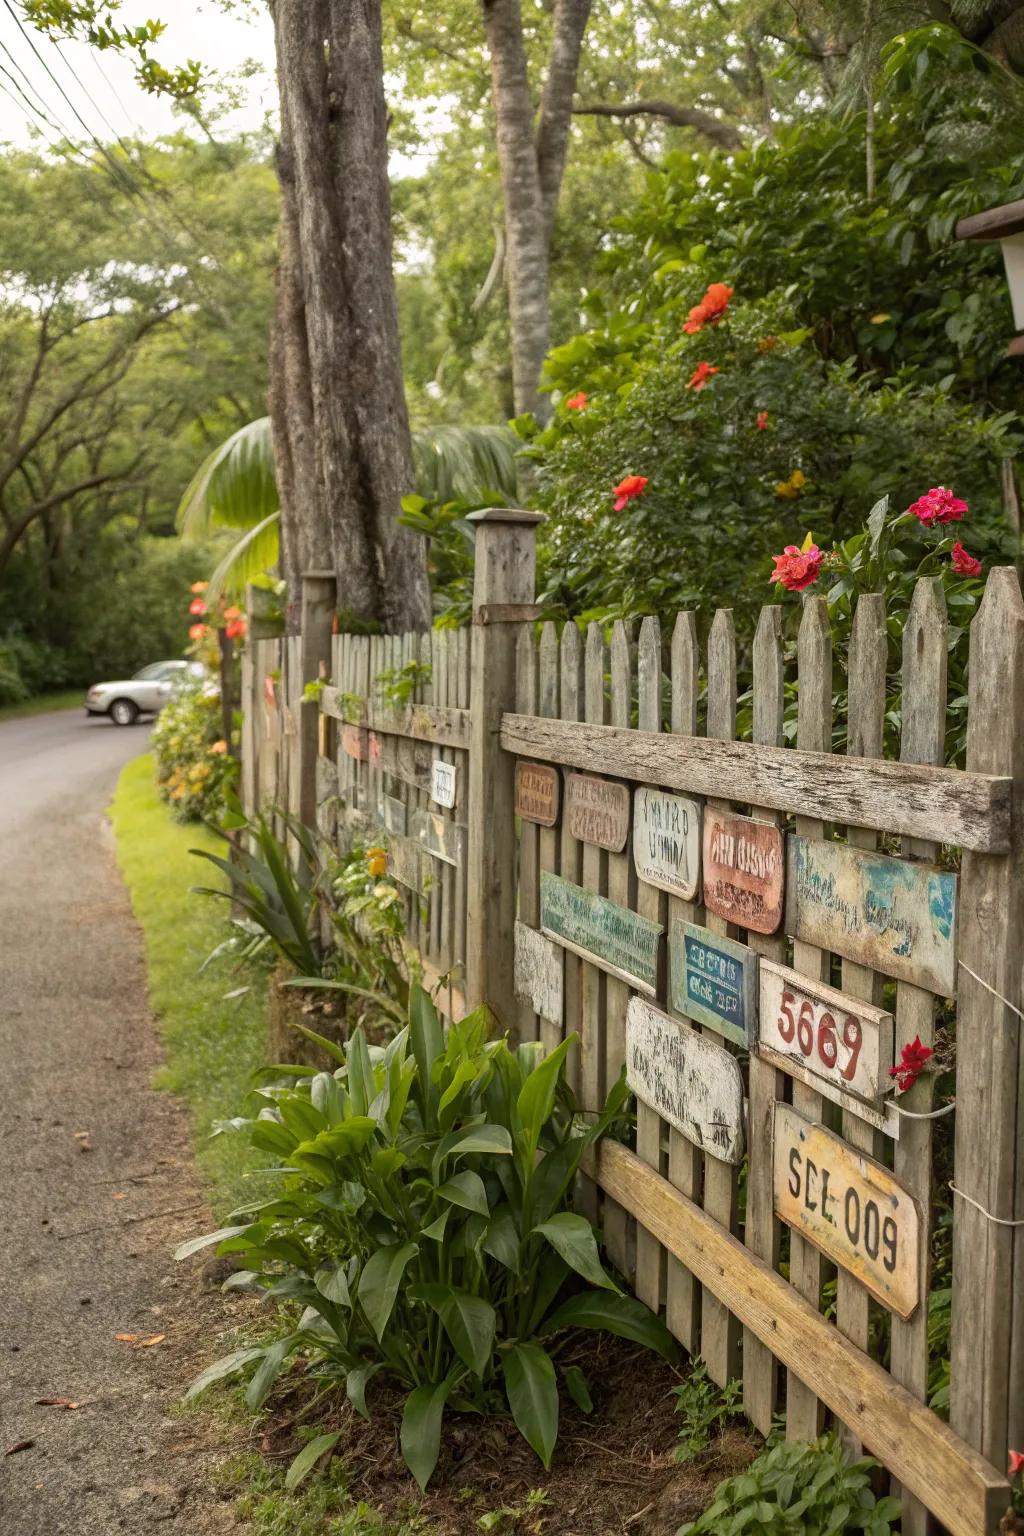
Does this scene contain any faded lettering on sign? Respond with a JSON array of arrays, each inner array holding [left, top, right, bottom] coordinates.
[[431, 758, 457, 808], [773, 1104, 921, 1319], [514, 921, 563, 1024], [566, 774, 630, 852], [627, 997, 744, 1164], [759, 960, 895, 1131], [703, 807, 784, 934], [515, 762, 560, 827], [540, 871, 661, 994], [633, 788, 701, 900], [669, 921, 758, 1048], [786, 836, 958, 997]]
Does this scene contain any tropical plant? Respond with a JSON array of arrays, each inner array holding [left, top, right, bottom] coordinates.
[[679, 1433, 901, 1535], [176, 987, 674, 1489], [151, 680, 239, 823], [178, 418, 521, 603]]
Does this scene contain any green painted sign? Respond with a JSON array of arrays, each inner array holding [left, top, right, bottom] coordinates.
[[539, 872, 662, 995]]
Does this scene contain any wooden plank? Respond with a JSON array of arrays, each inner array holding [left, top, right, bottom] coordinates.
[[702, 805, 785, 934], [515, 761, 560, 826], [565, 772, 630, 851], [513, 921, 563, 1024], [588, 1140, 1009, 1536], [454, 627, 470, 982], [320, 683, 361, 723], [785, 835, 959, 997], [366, 699, 471, 750], [759, 959, 895, 1117], [436, 629, 456, 974], [774, 1105, 921, 1319], [952, 569, 1024, 1468], [669, 921, 758, 1049], [627, 997, 744, 1165], [558, 623, 584, 1099], [498, 716, 1010, 852], [536, 623, 563, 1057], [516, 626, 540, 1044], [632, 787, 701, 900], [540, 871, 662, 996]]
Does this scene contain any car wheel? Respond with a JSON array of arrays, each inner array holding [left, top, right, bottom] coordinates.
[[109, 698, 139, 726]]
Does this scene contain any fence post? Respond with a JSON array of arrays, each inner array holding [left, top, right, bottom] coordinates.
[[296, 570, 336, 835], [465, 508, 544, 1032]]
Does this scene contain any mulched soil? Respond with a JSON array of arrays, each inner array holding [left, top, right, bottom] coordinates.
[[255, 1335, 758, 1536]]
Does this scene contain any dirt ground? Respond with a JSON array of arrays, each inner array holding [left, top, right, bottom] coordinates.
[[0, 714, 252, 1534]]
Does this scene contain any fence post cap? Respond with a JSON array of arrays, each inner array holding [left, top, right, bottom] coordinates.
[[465, 507, 546, 526]]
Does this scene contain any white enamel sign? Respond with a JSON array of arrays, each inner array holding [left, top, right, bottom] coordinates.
[[626, 997, 745, 1165], [632, 788, 701, 900], [430, 758, 457, 809]]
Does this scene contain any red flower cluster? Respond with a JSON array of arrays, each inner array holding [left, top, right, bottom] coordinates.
[[769, 543, 822, 592], [1010, 1450, 1024, 1477], [682, 281, 733, 334], [612, 474, 648, 512], [906, 485, 967, 526], [687, 361, 719, 392], [189, 597, 207, 616], [757, 410, 769, 431], [565, 391, 588, 411], [950, 540, 982, 578], [889, 1035, 933, 1094]]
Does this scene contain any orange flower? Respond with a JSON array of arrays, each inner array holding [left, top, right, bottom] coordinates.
[[756, 410, 769, 431], [210, 740, 228, 755], [189, 597, 207, 616], [188, 623, 207, 640], [225, 618, 246, 641], [775, 468, 806, 499], [687, 361, 719, 391], [565, 391, 588, 411], [682, 282, 733, 334], [190, 580, 209, 594], [611, 474, 649, 512], [223, 605, 242, 620]]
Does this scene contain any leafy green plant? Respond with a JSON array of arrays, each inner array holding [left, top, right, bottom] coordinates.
[[679, 1434, 900, 1535], [477, 1487, 550, 1532], [376, 660, 432, 707], [152, 679, 240, 823], [673, 1359, 742, 1463], [177, 986, 674, 1489]]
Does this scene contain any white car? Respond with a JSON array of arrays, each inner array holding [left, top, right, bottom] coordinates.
[[84, 661, 203, 725]]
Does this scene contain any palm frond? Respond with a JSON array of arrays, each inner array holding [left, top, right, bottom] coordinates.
[[178, 417, 278, 536], [411, 424, 520, 503], [206, 510, 281, 605]]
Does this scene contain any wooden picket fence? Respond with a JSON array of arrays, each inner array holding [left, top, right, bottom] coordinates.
[[240, 510, 1024, 1535]]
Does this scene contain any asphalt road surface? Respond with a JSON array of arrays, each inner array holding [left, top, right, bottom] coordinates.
[[0, 708, 241, 1534]]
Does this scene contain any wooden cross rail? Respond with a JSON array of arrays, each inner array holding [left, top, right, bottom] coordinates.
[[587, 1139, 1009, 1536], [499, 713, 1011, 853], [320, 686, 471, 751]]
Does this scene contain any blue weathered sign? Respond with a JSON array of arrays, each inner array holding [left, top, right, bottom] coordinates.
[[669, 921, 759, 1048]]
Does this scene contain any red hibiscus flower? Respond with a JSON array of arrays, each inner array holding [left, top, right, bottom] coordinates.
[[189, 597, 207, 616], [225, 618, 247, 641], [682, 282, 734, 334], [612, 474, 649, 512], [756, 410, 769, 431], [950, 540, 982, 578], [1009, 1450, 1024, 1477], [906, 486, 968, 526], [565, 391, 588, 411], [188, 623, 207, 640], [769, 543, 822, 592], [889, 1036, 934, 1093], [687, 361, 719, 391]]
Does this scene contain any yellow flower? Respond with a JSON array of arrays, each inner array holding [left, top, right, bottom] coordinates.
[[209, 739, 228, 755], [774, 468, 807, 499], [367, 846, 388, 877]]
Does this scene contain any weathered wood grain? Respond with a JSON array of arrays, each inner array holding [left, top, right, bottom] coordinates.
[[536, 622, 562, 1056], [559, 622, 585, 1099]]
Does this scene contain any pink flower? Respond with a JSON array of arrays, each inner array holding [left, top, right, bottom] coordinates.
[[1009, 1450, 1024, 1477], [189, 597, 206, 616], [769, 544, 822, 592], [889, 1036, 934, 1094], [188, 623, 207, 640], [612, 475, 649, 512], [950, 540, 982, 578], [687, 361, 719, 391], [225, 618, 247, 641], [756, 410, 769, 431], [906, 486, 967, 526], [565, 391, 588, 411]]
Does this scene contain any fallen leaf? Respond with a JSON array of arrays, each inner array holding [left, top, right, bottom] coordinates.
[[115, 1333, 138, 1343], [112, 1193, 126, 1201], [35, 1397, 96, 1410], [140, 1334, 166, 1347], [5, 1441, 34, 1455]]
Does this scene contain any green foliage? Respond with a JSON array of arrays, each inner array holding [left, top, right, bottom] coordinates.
[[179, 988, 675, 1489], [679, 1434, 901, 1535], [673, 1360, 742, 1463], [216, 1450, 426, 1536], [151, 681, 239, 823], [375, 660, 433, 707]]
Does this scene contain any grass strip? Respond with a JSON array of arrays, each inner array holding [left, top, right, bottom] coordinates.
[[0, 688, 85, 721]]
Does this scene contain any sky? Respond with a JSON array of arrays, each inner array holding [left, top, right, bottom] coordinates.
[[0, 1, 278, 151]]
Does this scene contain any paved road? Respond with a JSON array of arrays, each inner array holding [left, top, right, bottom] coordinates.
[[0, 709, 238, 1534]]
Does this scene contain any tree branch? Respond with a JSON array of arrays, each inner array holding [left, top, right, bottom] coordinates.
[[535, 0, 592, 237], [572, 99, 743, 150]]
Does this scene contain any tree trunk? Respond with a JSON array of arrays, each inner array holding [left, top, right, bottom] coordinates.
[[270, 0, 431, 634]]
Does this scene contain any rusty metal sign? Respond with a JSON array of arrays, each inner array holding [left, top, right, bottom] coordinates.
[[515, 762, 560, 827], [702, 807, 785, 934], [566, 773, 630, 852]]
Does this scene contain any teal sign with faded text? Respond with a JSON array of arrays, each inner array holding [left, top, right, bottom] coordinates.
[[669, 921, 759, 1048], [539, 872, 662, 995]]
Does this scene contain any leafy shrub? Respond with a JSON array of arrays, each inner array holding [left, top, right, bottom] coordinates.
[[0, 643, 30, 705], [673, 1360, 742, 1463], [177, 987, 674, 1489], [151, 680, 238, 822], [679, 1434, 900, 1535]]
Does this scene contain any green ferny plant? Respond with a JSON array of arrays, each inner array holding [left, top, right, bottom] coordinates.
[[176, 986, 675, 1490]]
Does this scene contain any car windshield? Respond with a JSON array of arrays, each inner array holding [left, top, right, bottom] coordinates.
[[133, 663, 178, 681]]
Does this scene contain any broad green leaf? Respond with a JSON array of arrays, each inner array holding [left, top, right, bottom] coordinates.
[[481, 1206, 520, 1271], [516, 1037, 572, 1157], [314, 1263, 351, 1307], [173, 1224, 251, 1261], [346, 1028, 375, 1116], [184, 1347, 264, 1401], [284, 1431, 340, 1491], [357, 1241, 418, 1341], [502, 1342, 558, 1469], [245, 1337, 293, 1410], [414, 1284, 496, 1378], [432, 1123, 513, 1179], [400, 1377, 454, 1491], [533, 1213, 618, 1292], [436, 1169, 490, 1217], [421, 1207, 451, 1241], [562, 1365, 593, 1413], [346, 1362, 382, 1420], [409, 984, 444, 1126], [540, 1290, 677, 1360]]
